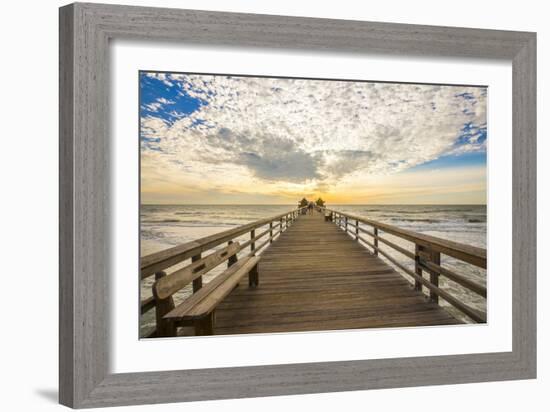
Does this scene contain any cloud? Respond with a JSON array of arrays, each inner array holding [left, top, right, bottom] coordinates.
[[141, 102, 163, 112], [145, 72, 174, 87], [322, 150, 375, 178], [156, 97, 175, 104], [202, 129, 319, 179], [140, 72, 487, 202], [237, 150, 320, 182]]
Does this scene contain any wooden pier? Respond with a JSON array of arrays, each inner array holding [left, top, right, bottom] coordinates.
[[213, 211, 458, 334], [141, 207, 487, 338]]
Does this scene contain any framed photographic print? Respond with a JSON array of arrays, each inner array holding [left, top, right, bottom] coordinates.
[[59, 2, 536, 408]]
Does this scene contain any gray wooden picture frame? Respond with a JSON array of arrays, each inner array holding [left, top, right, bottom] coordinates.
[[59, 2, 536, 408]]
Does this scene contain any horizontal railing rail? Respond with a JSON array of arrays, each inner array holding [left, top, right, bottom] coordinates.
[[141, 209, 305, 278], [320, 207, 487, 323], [140, 206, 305, 337]]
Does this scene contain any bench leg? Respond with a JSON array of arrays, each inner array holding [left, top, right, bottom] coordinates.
[[249, 264, 259, 288], [156, 318, 176, 338], [156, 297, 176, 337], [195, 311, 215, 336], [154, 272, 176, 337]]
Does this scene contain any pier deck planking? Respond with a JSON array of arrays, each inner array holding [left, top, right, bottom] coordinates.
[[213, 212, 460, 335]]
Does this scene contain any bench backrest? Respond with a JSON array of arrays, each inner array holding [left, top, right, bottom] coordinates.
[[153, 241, 241, 300]]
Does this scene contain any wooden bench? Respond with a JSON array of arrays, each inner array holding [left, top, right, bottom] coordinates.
[[324, 212, 332, 222], [152, 241, 260, 336]]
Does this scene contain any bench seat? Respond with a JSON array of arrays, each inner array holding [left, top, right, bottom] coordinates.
[[163, 256, 260, 335]]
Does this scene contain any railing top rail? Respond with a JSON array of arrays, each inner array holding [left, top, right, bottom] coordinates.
[[324, 207, 486, 268], [141, 207, 304, 278]]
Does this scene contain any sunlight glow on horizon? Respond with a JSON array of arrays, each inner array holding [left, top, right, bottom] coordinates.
[[140, 72, 487, 206], [141, 165, 486, 205]]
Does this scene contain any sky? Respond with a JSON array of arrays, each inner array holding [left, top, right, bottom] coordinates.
[[140, 72, 487, 205]]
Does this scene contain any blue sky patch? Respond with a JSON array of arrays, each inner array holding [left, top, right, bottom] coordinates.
[[410, 151, 486, 171], [139, 72, 206, 124]]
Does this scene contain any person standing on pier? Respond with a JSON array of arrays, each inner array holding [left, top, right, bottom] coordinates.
[[308, 201, 315, 214]]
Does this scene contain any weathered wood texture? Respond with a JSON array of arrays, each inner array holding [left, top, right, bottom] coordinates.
[[154, 242, 241, 300], [166, 256, 261, 322], [326, 208, 486, 322], [213, 212, 459, 335], [328, 209, 486, 268], [141, 210, 300, 278], [141, 209, 302, 337]]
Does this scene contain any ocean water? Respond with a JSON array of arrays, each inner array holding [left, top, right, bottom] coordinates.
[[140, 204, 486, 335]]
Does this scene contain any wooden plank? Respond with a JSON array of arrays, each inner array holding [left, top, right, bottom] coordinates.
[[187, 257, 260, 319], [414, 244, 423, 291], [429, 250, 440, 303], [191, 253, 202, 293], [164, 257, 260, 320], [213, 212, 463, 335], [153, 242, 241, 300], [140, 296, 155, 315], [250, 237, 271, 257], [377, 235, 415, 259], [154, 271, 176, 337], [141, 209, 303, 278], [376, 245, 486, 323], [421, 260, 487, 297], [374, 227, 379, 256], [324, 208, 487, 268]]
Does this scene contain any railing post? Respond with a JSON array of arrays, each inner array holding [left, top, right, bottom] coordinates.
[[269, 222, 273, 243], [280, 217, 283, 233], [250, 229, 255, 255], [153, 271, 176, 337], [374, 228, 379, 256], [355, 220, 359, 241], [428, 250, 440, 303], [414, 244, 440, 302], [414, 244, 423, 291], [228, 240, 238, 267], [192, 253, 202, 292], [249, 262, 259, 288], [345, 216, 348, 233]]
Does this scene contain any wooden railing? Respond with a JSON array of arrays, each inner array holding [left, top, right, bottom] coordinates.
[[140, 207, 305, 337], [320, 207, 487, 323]]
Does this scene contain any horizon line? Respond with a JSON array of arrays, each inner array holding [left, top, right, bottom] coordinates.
[[141, 203, 488, 206]]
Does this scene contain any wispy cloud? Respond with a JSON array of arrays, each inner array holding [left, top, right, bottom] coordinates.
[[140, 72, 487, 204], [156, 97, 175, 105]]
